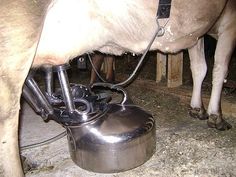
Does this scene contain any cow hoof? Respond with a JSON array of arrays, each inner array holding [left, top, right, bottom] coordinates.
[[188, 106, 208, 120], [21, 155, 32, 173], [207, 114, 232, 131]]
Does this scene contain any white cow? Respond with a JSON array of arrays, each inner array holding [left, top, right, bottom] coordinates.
[[0, 0, 235, 176]]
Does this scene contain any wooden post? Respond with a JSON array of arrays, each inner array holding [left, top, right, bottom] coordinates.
[[156, 52, 183, 87], [167, 52, 183, 88], [156, 53, 167, 82]]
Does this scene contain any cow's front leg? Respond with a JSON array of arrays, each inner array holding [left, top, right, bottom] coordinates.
[[188, 38, 208, 120], [207, 29, 235, 130]]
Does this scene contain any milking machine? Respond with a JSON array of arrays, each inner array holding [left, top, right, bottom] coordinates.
[[22, 1, 173, 171], [22, 63, 156, 173]]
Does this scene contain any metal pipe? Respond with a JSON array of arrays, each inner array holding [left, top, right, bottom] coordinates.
[[25, 76, 54, 115], [22, 84, 42, 114], [55, 64, 75, 113], [44, 66, 54, 96]]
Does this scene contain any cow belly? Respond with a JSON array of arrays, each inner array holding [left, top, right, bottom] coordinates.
[[34, 0, 227, 66]]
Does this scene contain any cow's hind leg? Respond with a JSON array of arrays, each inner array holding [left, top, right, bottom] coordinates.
[[207, 28, 235, 130], [188, 38, 209, 120], [0, 53, 34, 177], [0, 76, 25, 177], [90, 53, 104, 84], [105, 56, 115, 83], [0, 96, 23, 177]]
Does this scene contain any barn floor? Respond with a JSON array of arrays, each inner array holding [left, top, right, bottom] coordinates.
[[20, 76, 236, 177], [20, 47, 236, 177]]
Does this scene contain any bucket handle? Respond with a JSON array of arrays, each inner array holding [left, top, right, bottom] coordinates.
[[90, 83, 132, 105]]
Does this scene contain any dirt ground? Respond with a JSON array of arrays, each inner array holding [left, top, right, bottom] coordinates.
[[20, 82, 236, 177], [20, 67, 236, 177], [20, 38, 236, 176]]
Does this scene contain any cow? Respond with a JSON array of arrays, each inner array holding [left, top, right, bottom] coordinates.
[[0, 0, 235, 176], [89, 52, 115, 84]]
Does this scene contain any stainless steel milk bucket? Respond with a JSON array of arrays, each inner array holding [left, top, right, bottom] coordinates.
[[66, 84, 156, 173]]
